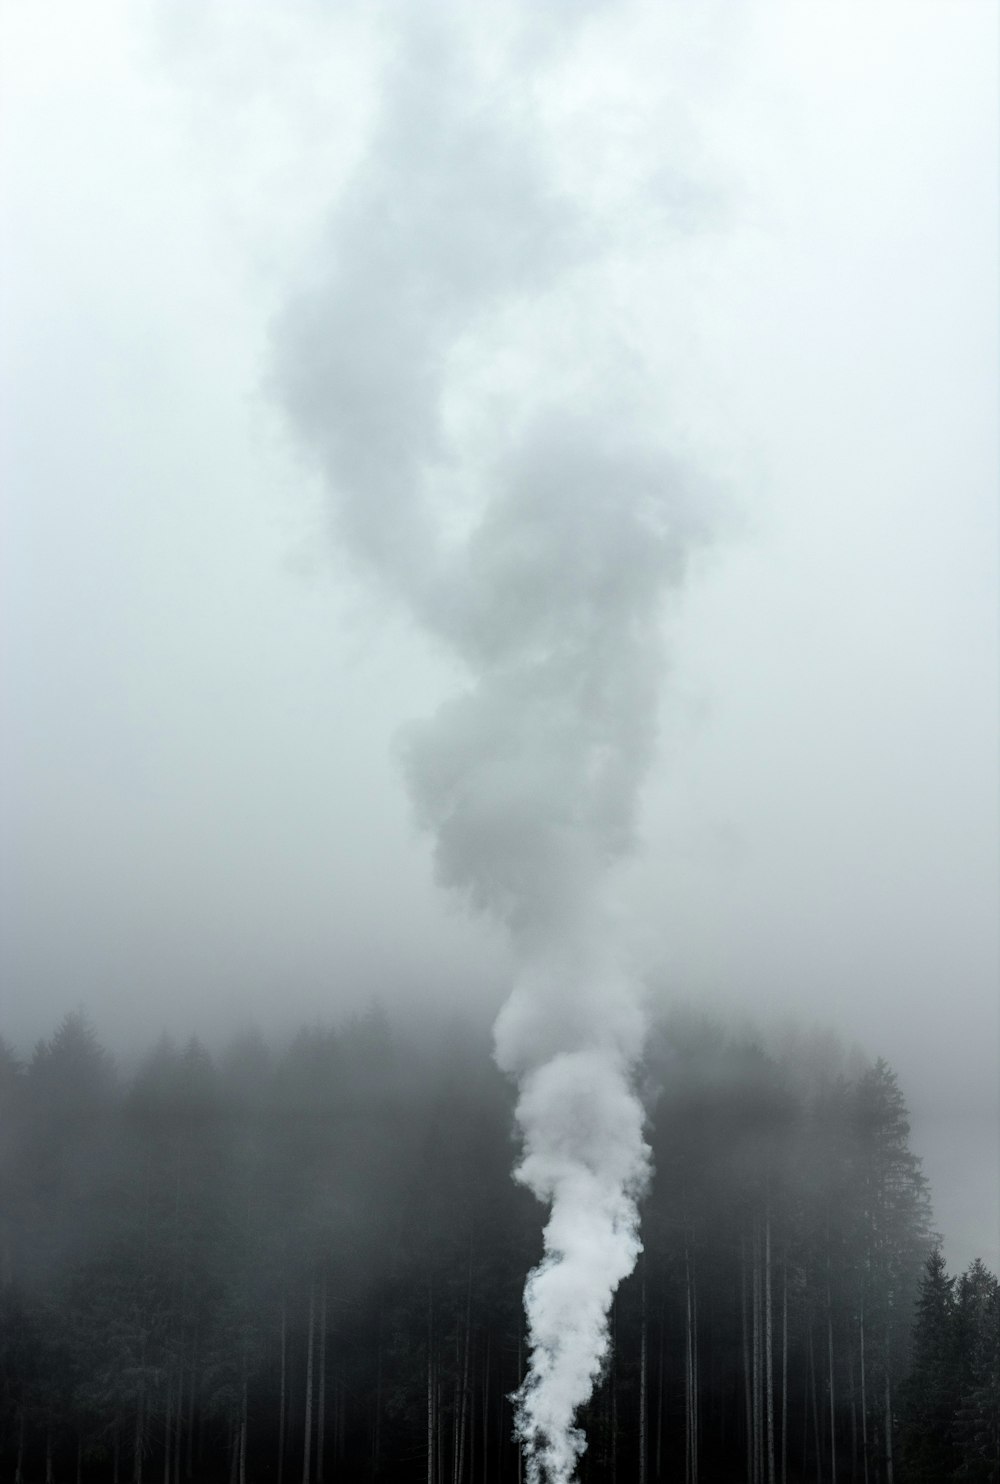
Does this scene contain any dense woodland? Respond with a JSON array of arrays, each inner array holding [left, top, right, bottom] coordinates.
[[0, 1008, 996, 1484]]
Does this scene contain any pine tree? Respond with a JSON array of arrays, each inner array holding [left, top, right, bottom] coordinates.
[[899, 1247, 959, 1481], [853, 1059, 934, 1483], [953, 1260, 999, 1483]]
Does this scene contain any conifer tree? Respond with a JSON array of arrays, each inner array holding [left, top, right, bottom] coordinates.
[[899, 1247, 959, 1481], [953, 1260, 1000, 1483]]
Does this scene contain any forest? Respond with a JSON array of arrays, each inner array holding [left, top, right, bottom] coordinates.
[[0, 1008, 996, 1484]]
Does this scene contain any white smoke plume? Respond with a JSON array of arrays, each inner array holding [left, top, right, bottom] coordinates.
[[275, 13, 712, 1481]]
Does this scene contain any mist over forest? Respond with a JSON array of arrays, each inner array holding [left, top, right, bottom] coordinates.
[[1, 1005, 997, 1484], [2, 2, 997, 1482]]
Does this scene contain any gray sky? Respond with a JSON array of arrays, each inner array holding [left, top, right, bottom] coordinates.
[[2, 1, 997, 1272]]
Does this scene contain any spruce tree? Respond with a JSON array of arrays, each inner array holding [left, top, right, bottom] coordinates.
[[954, 1260, 1000, 1482], [899, 1247, 959, 1481]]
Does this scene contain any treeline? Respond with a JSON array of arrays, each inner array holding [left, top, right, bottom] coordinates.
[[0, 1008, 995, 1483], [899, 1249, 999, 1482]]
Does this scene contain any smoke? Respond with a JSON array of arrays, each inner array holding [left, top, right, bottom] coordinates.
[[275, 12, 712, 1480]]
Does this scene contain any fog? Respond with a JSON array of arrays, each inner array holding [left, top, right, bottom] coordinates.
[[2, 0, 997, 1299]]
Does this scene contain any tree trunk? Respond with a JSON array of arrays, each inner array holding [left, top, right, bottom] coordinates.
[[373, 1299, 383, 1478], [468, 1344, 476, 1484], [801, 1347, 809, 1484], [781, 1256, 788, 1484], [15, 1408, 25, 1484], [317, 1274, 327, 1484], [454, 1250, 473, 1484], [239, 1379, 248, 1484], [765, 1213, 775, 1484], [859, 1299, 868, 1484], [656, 1297, 665, 1483], [685, 1247, 694, 1484], [611, 1297, 619, 1484], [742, 1237, 753, 1484], [692, 1256, 699, 1484], [174, 1363, 183, 1484], [427, 1287, 435, 1484], [278, 1299, 287, 1484], [134, 1387, 146, 1484], [186, 1332, 197, 1482], [827, 1276, 837, 1484], [808, 1320, 822, 1484], [639, 1260, 647, 1484], [753, 1223, 762, 1484], [847, 1345, 857, 1484], [303, 1282, 316, 1484], [164, 1368, 173, 1484], [481, 1331, 490, 1484]]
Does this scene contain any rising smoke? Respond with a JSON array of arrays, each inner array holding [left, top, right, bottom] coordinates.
[[275, 13, 712, 1481]]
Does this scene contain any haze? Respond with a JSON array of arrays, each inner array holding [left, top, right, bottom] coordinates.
[[1, 0, 997, 1277]]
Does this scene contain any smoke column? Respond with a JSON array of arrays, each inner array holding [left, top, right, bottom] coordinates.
[[276, 15, 710, 1481]]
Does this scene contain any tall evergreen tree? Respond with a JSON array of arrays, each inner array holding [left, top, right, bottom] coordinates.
[[899, 1248, 959, 1482], [853, 1058, 934, 1482], [953, 1260, 1000, 1483]]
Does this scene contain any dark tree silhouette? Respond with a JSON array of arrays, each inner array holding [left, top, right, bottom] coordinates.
[[0, 1006, 985, 1484]]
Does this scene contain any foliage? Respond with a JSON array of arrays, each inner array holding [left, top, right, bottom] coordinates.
[[0, 1007, 985, 1484]]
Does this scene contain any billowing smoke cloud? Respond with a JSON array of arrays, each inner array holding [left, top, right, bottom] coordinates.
[[275, 13, 710, 1481]]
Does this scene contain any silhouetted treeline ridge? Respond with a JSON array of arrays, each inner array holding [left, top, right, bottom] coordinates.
[[0, 1009, 996, 1483]]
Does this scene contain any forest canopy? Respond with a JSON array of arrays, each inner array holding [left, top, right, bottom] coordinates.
[[0, 1008, 995, 1484]]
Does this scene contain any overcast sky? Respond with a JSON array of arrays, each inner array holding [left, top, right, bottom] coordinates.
[[2, 1, 997, 1272]]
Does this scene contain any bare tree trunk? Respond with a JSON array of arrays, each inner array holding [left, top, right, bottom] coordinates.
[[135, 1386, 146, 1484], [753, 1222, 763, 1484], [765, 1213, 775, 1484], [174, 1363, 183, 1484], [781, 1256, 788, 1484], [802, 1351, 809, 1484], [883, 1363, 893, 1484], [239, 1378, 248, 1484], [639, 1260, 648, 1484], [685, 1246, 694, 1484], [808, 1319, 822, 1484], [303, 1282, 316, 1484], [454, 1249, 473, 1484], [469, 1344, 476, 1484], [164, 1369, 173, 1484], [46, 1423, 54, 1484], [15, 1409, 25, 1484], [692, 1257, 699, 1484], [656, 1297, 665, 1483], [611, 1297, 619, 1484], [827, 1275, 837, 1484], [859, 1299, 869, 1484], [317, 1274, 327, 1484], [373, 1302, 384, 1479], [278, 1299, 287, 1484], [186, 1332, 197, 1482], [847, 1346, 858, 1484], [742, 1237, 753, 1484], [481, 1331, 490, 1484], [427, 1287, 435, 1484], [437, 1353, 443, 1484]]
